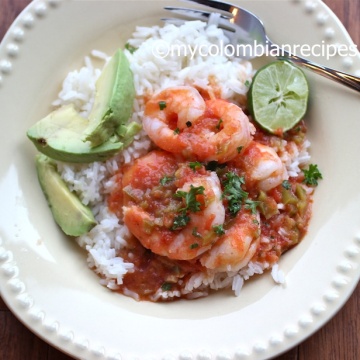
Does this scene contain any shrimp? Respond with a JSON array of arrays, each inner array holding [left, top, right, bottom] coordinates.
[[200, 208, 260, 272], [188, 98, 255, 163], [120, 150, 226, 260], [143, 86, 254, 163], [143, 86, 206, 155], [230, 141, 288, 192]]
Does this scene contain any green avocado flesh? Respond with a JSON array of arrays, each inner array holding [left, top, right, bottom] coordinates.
[[27, 104, 124, 163], [36, 154, 97, 237], [117, 122, 142, 147], [83, 49, 136, 147], [27, 48, 138, 163]]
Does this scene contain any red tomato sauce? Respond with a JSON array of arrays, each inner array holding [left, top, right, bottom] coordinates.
[[107, 120, 314, 302], [117, 236, 203, 301]]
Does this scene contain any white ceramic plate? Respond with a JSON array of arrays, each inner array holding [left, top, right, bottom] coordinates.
[[1, 1, 360, 359]]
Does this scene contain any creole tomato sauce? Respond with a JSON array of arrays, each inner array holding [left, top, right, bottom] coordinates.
[[116, 236, 203, 300], [253, 182, 312, 265], [107, 121, 313, 302]]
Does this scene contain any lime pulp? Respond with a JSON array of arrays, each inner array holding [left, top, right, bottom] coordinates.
[[248, 61, 309, 134]]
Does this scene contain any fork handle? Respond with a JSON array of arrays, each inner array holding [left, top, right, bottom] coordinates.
[[278, 48, 360, 92]]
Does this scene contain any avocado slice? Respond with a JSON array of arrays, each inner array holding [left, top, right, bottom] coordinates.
[[27, 104, 124, 163], [117, 121, 142, 147], [36, 154, 97, 236], [83, 49, 135, 147]]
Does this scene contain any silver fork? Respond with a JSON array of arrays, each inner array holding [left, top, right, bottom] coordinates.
[[164, 0, 360, 92]]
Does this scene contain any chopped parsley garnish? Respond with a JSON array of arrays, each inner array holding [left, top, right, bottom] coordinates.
[[189, 161, 202, 171], [161, 282, 172, 291], [221, 172, 260, 216], [303, 164, 322, 186], [244, 80, 251, 87], [282, 180, 291, 190], [171, 185, 205, 230], [158, 101, 167, 110], [213, 224, 225, 235], [244, 199, 260, 214], [125, 43, 137, 54], [174, 127, 180, 134], [171, 214, 190, 230], [186, 121, 192, 127], [222, 172, 248, 216], [215, 118, 223, 130], [192, 227, 202, 238], [160, 176, 174, 186], [190, 242, 199, 249], [237, 146, 243, 153], [175, 185, 205, 213]]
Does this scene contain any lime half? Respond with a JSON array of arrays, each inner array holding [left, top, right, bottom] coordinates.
[[248, 61, 309, 134]]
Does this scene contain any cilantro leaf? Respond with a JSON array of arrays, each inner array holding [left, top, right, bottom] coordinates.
[[215, 118, 223, 130], [192, 227, 202, 238], [161, 282, 172, 291], [175, 185, 205, 213], [222, 172, 248, 216], [213, 224, 225, 235], [171, 214, 190, 230], [244, 199, 260, 214], [160, 176, 174, 186], [158, 101, 166, 110], [170, 185, 205, 230], [303, 164, 322, 186], [189, 161, 202, 171], [282, 180, 291, 190]]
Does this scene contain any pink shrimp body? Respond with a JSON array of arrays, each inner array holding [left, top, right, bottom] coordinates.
[[230, 141, 288, 192], [189, 99, 255, 163], [143, 86, 254, 163], [121, 150, 225, 260], [200, 208, 260, 272], [143, 86, 206, 155]]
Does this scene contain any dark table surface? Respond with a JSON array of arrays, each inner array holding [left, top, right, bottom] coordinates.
[[1, 0, 360, 359]]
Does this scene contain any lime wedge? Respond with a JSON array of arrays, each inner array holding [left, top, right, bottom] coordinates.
[[248, 61, 309, 134]]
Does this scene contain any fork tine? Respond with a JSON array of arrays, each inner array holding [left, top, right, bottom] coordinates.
[[164, 6, 212, 22], [182, 0, 236, 14], [164, 6, 236, 32], [162, 16, 236, 39], [164, 6, 232, 21]]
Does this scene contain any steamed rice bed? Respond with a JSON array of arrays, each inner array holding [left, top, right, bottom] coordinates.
[[52, 21, 313, 301]]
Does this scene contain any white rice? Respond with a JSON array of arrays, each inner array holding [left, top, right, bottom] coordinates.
[[52, 21, 306, 299], [126, 21, 253, 100], [271, 264, 286, 284]]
